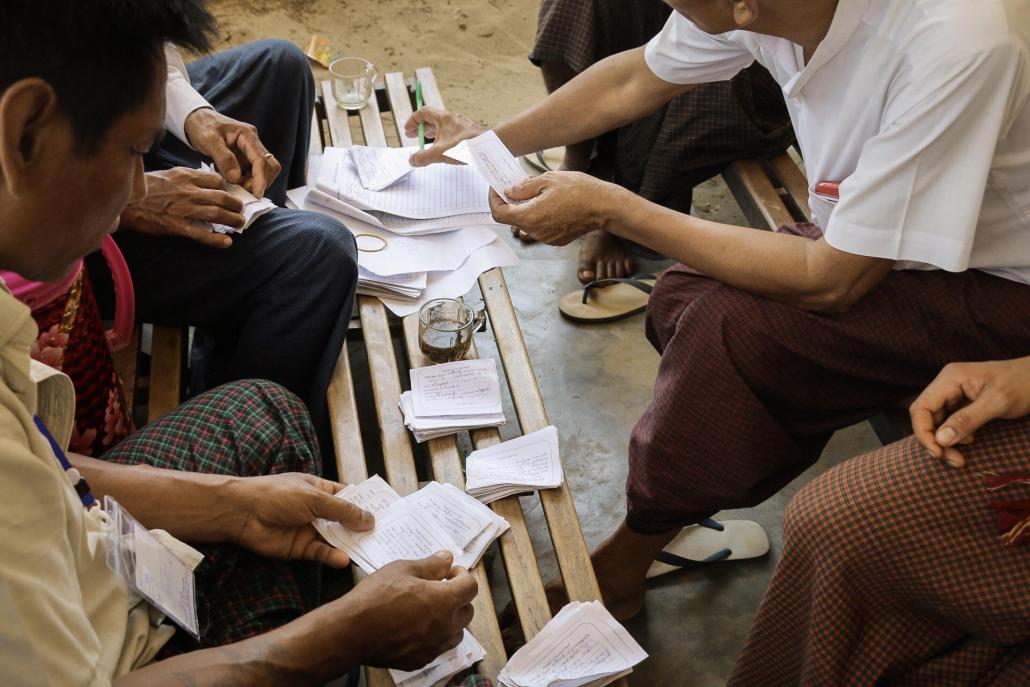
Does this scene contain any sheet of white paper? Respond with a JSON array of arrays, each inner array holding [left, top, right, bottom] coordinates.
[[410, 359, 503, 418], [348, 145, 417, 190], [464, 131, 529, 203], [333, 502, 464, 573], [338, 474, 400, 514], [377, 237, 520, 317], [404, 482, 498, 550], [466, 425, 562, 489], [317, 147, 491, 219]]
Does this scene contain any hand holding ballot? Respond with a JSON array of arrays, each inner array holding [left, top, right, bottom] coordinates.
[[405, 106, 488, 167]]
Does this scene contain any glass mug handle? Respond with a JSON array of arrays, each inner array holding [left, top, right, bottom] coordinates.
[[470, 309, 487, 333]]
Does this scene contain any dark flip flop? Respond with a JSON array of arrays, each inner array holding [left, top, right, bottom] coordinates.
[[558, 273, 657, 324]]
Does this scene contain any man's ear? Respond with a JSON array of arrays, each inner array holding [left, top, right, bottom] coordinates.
[[0, 78, 61, 197], [731, 0, 759, 28]]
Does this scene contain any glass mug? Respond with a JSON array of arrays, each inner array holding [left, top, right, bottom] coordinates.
[[418, 299, 486, 364], [329, 57, 377, 110]]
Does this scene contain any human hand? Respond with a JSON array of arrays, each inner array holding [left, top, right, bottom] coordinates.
[[405, 106, 487, 167], [346, 552, 477, 670], [489, 171, 628, 245], [225, 473, 375, 567], [910, 357, 1030, 468], [119, 167, 243, 248], [184, 108, 281, 198]]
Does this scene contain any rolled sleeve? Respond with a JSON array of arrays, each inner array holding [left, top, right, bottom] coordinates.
[[824, 42, 1026, 271], [644, 13, 755, 84], [164, 44, 211, 147]]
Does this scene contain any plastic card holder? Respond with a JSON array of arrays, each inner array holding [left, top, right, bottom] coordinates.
[[104, 496, 200, 639]]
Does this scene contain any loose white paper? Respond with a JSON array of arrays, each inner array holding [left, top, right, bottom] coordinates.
[[348, 145, 418, 190], [463, 131, 529, 203], [410, 359, 503, 418], [465, 426, 563, 504]]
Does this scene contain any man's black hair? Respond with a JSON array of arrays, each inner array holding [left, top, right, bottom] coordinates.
[[0, 0, 217, 154]]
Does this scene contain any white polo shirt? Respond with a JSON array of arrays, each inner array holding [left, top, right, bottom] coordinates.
[[645, 0, 1030, 285]]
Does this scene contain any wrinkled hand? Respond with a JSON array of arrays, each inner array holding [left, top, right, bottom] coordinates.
[[347, 553, 477, 671], [404, 106, 486, 167], [119, 167, 242, 248], [910, 357, 1030, 468], [184, 108, 281, 198], [226, 473, 375, 567], [489, 171, 627, 245]]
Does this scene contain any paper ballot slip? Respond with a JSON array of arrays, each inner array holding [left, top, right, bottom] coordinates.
[[198, 163, 276, 234], [399, 390, 506, 443], [390, 630, 486, 687], [465, 426, 563, 504], [409, 359, 503, 418], [447, 131, 529, 204], [498, 601, 647, 687], [314, 476, 509, 574]]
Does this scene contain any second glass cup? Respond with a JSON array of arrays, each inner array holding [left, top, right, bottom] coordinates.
[[418, 298, 486, 364]]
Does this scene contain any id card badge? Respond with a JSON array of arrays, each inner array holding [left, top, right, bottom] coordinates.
[[104, 496, 200, 639]]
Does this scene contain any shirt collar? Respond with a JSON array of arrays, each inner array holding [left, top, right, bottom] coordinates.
[[783, 0, 873, 97]]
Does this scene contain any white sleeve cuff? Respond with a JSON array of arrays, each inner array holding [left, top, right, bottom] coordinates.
[[164, 71, 211, 147], [824, 218, 972, 273]]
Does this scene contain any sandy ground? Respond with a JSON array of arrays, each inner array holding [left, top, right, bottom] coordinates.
[[210, 0, 547, 125]]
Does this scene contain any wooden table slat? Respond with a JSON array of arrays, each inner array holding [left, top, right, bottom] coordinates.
[[414, 68, 445, 110], [320, 80, 354, 147], [476, 269, 602, 603], [384, 72, 419, 146], [357, 87, 389, 148], [112, 336, 138, 415], [327, 343, 367, 484], [769, 153, 812, 222], [147, 325, 182, 423], [723, 159, 795, 230]]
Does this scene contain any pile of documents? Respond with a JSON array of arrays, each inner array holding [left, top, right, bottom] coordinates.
[[498, 602, 648, 687], [314, 475, 510, 573], [390, 630, 486, 687], [400, 359, 506, 442], [465, 425, 563, 503], [285, 130, 526, 316]]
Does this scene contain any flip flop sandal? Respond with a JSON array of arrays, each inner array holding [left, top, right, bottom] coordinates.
[[522, 147, 565, 174], [558, 274, 657, 324], [646, 518, 770, 579]]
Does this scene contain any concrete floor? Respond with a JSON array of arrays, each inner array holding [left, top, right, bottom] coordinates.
[[470, 180, 883, 685]]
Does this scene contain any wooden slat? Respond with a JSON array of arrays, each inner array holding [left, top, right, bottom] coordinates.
[[401, 317, 508, 678], [385, 72, 419, 146], [320, 80, 354, 147], [327, 344, 366, 483], [476, 269, 602, 604], [722, 159, 795, 230], [358, 298, 419, 496], [357, 86, 388, 147], [769, 153, 812, 222], [414, 67, 445, 109], [147, 325, 182, 423], [112, 336, 138, 415], [308, 108, 323, 163]]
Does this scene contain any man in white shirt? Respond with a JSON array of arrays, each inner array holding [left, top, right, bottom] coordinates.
[[410, 0, 1030, 619], [111, 37, 357, 465], [0, 2, 476, 684]]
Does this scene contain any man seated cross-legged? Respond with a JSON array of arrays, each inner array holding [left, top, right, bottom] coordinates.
[[0, 2, 481, 684], [408, 0, 1030, 621]]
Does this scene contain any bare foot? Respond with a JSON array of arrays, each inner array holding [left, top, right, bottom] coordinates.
[[591, 521, 679, 621], [577, 230, 635, 285]]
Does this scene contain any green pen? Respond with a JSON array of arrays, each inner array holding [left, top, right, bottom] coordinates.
[[415, 79, 425, 150]]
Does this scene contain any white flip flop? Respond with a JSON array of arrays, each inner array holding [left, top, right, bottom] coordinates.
[[646, 519, 770, 579]]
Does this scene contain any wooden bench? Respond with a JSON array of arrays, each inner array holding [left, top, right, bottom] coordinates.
[[315, 68, 615, 686], [113, 323, 187, 426], [721, 153, 912, 445]]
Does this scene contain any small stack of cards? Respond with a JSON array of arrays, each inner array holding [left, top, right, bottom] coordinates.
[[314, 475, 509, 573], [399, 359, 506, 442], [498, 602, 648, 687], [389, 630, 486, 687], [465, 426, 563, 504]]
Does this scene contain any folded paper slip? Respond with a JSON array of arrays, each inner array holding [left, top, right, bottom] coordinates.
[[498, 601, 647, 687], [465, 425, 563, 504], [390, 630, 486, 687], [198, 162, 275, 234], [314, 477, 510, 573], [399, 391, 505, 443]]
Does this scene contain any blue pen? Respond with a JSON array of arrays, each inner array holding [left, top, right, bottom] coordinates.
[[34, 416, 96, 507]]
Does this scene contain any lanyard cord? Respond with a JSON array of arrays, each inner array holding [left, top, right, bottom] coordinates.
[[33, 416, 96, 508]]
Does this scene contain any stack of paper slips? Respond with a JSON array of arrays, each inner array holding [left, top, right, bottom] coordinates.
[[198, 162, 276, 235], [399, 359, 506, 442], [389, 630, 486, 687], [498, 601, 648, 687], [465, 426, 563, 504], [314, 475, 510, 573]]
